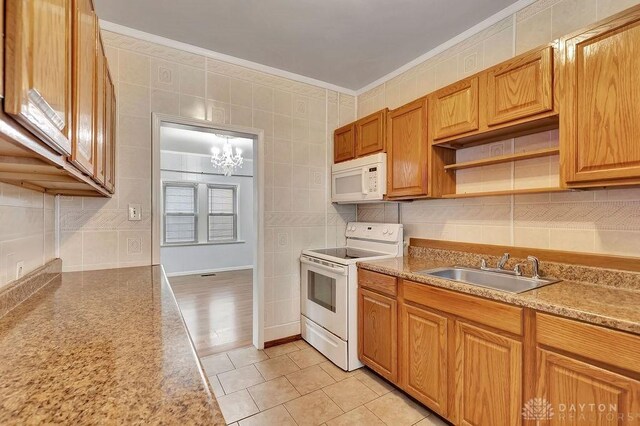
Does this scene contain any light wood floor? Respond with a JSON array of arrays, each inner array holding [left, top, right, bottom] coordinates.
[[169, 269, 253, 357]]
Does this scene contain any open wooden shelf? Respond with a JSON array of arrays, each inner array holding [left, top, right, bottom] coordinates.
[[441, 187, 567, 199], [444, 147, 560, 171]]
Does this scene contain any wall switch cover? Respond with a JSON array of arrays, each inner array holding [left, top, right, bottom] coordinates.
[[128, 204, 142, 221]]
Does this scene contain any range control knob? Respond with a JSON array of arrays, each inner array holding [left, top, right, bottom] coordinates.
[[382, 228, 389, 235], [388, 228, 394, 235]]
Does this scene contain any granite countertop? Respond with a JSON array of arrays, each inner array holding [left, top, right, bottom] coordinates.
[[358, 256, 640, 335], [0, 266, 225, 425]]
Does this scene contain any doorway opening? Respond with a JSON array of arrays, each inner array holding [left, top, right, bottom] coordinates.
[[152, 114, 264, 356]]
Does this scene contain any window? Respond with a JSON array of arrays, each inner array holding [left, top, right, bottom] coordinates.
[[208, 185, 237, 242], [163, 183, 197, 244]]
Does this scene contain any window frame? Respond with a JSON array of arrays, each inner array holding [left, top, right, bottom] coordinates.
[[207, 184, 238, 243], [163, 182, 198, 245]]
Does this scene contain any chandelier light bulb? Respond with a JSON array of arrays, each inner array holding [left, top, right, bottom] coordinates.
[[211, 136, 244, 177]]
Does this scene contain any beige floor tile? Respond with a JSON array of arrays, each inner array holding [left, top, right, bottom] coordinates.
[[326, 405, 386, 426], [319, 361, 359, 382], [247, 377, 301, 411], [285, 390, 344, 426], [264, 341, 301, 358], [322, 377, 378, 412], [294, 339, 313, 350], [415, 414, 449, 425], [255, 355, 300, 380], [207, 374, 225, 398], [288, 347, 327, 369], [218, 364, 265, 394], [227, 346, 269, 368], [365, 391, 429, 426], [355, 368, 395, 396], [238, 405, 297, 426], [217, 389, 259, 424], [200, 352, 235, 375], [286, 364, 336, 395]]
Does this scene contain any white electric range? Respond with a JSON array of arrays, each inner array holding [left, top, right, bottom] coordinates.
[[300, 222, 404, 371]]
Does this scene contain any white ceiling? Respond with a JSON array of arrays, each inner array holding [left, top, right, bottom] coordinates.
[[94, 0, 521, 90], [160, 124, 254, 159]]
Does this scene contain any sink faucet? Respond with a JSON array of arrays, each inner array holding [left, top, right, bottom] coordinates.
[[528, 256, 540, 279], [497, 252, 510, 269]]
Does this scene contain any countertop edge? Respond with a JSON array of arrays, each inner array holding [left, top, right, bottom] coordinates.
[[158, 265, 225, 424]]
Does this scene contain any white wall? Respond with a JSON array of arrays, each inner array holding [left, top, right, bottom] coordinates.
[[160, 150, 254, 275], [0, 185, 56, 289]]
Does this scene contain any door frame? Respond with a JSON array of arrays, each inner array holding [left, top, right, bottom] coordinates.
[[151, 113, 265, 349]]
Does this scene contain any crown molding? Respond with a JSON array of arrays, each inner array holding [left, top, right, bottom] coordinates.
[[354, 0, 537, 95], [99, 20, 358, 96]]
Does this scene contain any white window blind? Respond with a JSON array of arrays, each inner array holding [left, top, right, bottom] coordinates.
[[208, 186, 237, 242], [164, 184, 197, 243]]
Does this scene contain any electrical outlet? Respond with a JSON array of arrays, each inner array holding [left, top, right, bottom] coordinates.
[[128, 204, 142, 221], [16, 261, 24, 279]]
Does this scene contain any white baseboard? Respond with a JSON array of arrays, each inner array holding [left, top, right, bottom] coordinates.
[[264, 321, 301, 343], [165, 265, 253, 277]]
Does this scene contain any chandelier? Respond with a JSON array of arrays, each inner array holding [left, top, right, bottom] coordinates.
[[211, 135, 243, 176]]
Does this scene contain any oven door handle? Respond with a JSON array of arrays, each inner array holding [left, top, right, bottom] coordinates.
[[300, 257, 348, 276]]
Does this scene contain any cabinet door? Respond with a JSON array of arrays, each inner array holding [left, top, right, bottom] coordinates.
[[356, 109, 386, 157], [71, 0, 97, 176], [334, 123, 356, 163], [486, 46, 553, 127], [358, 288, 397, 382], [401, 304, 448, 416], [455, 321, 522, 426], [104, 74, 116, 193], [387, 98, 429, 198], [4, 0, 73, 155], [431, 77, 479, 141], [562, 11, 640, 185], [536, 349, 640, 425], [93, 47, 106, 185]]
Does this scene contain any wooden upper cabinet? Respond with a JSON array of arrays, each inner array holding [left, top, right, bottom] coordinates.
[[401, 304, 448, 417], [334, 123, 356, 163], [93, 45, 106, 185], [431, 77, 479, 141], [561, 9, 640, 186], [104, 73, 116, 193], [387, 98, 429, 198], [4, 0, 73, 155], [486, 46, 554, 127], [356, 109, 387, 157], [455, 321, 522, 426], [71, 0, 97, 176], [358, 288, 397, 382]]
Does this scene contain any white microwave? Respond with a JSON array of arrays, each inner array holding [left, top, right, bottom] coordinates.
[[331, 153, 387, 204]]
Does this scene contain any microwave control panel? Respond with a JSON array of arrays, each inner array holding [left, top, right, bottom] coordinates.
[[367, 167, 378, 192]]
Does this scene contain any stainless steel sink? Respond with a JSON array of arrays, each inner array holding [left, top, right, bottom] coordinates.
[[416, 266, 560, 294]]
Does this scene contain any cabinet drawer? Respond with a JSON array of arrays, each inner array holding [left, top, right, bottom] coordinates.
[[403, 280, 522, 335], [358, 269, 397, 296], [536, 313, 640, 374]]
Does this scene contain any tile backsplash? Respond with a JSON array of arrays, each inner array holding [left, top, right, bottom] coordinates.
[[356, 0, 640, 258], [0, 184, 55, 290]]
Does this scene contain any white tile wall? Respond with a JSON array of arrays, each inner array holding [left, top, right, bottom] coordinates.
[[0, 184, 56, 290], [356, 0, 640, 257], [58, 29, 356, 341]]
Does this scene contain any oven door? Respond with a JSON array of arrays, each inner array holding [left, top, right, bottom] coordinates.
[[300, 255, 348, 340]]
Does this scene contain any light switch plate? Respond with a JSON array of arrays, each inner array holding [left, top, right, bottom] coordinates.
[[128, 204, 142, 221]]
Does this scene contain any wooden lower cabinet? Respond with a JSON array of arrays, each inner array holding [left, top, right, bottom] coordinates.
[[537, 348, 640, 425], [455, 321, 522, 426], [358, 287, 397, 382], [401, 303, 448, 417]]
